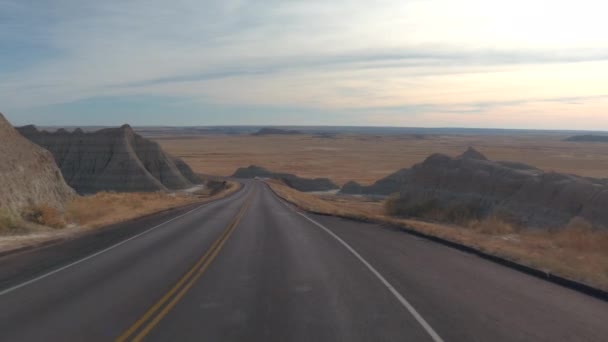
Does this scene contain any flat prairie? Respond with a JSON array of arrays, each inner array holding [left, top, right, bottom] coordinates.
[[154, 134, 608, 185]]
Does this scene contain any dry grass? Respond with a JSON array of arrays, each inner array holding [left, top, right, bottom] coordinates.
[[64, 192, 197, 229], [65, 181, 240, 229], [156, 134, 608, 185], [267, 180, 608, 291], [0, 209, 22, 234], [266, 179, 382, 220], [22, 205, 66, 229], [0, 181, 240, 253]]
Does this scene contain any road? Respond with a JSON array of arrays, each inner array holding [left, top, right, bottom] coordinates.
[[0, 180, 606, 341]]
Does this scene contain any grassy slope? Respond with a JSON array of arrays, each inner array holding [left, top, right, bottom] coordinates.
[[266, 180, 608, 291]]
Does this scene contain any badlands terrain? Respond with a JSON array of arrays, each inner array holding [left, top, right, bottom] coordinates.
[[1, 121, 607, 341], [0, 115, 235, 252], [147, 128, 608, 289], [18, 125, 201, 193], [2, 120, 608, 293], [153, 130, 608, 186]]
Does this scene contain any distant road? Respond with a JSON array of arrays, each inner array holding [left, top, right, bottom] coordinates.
[[0, 181, 606, 341]]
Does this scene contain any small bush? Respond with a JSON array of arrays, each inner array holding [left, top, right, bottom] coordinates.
[[553, 217, 608, 252], [443, 200, 485, 224], [22, 205, 66, 229], [468, 216, 516, 235], [0, 209, 22, 234], [384, 195, 438, 218], [385, 195, 487, 225], [65, 197, 112, 224]]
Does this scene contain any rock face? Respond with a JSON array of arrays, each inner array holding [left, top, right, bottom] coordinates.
[[340, 169, 411, 196], [252, 128, 302, 136], [564, 135, 608, 143], [368, 148, 608, 229], [0, 114, 75, 214], [232, 165, 339, 192], [18, 125, 199, 194]]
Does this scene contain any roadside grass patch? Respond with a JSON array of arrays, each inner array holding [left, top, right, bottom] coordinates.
[[0, 209, 24, 234], [267, 180, 608, 291], [22, 205, 66, 229]]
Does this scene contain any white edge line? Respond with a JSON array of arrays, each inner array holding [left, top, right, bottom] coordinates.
[[0, 197, 225, 297], [270, 188, 444, 342]]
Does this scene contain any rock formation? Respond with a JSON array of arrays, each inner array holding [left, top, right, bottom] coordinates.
[[232, 165, 339, 192], [340, 169, 411, 196], [252, 128, 302, 136], [0, 113, 75, 215], [344, 147, 608, 229], [564, 135, 608, 143], [18, 124, 200, 194]]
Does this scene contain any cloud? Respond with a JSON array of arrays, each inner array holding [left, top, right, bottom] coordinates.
[[1, 0, 607, 128]]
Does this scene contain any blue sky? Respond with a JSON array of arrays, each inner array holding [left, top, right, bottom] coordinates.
[[2, 0, 607, 129]]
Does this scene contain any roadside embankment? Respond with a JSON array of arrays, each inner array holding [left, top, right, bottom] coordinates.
[[0, 181, 240, 255], [266, 179, 608, 293]]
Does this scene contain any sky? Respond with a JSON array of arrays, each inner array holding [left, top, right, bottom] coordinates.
[[1, 0, 607, 129]]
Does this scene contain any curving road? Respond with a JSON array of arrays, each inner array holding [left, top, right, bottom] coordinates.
[[0, 180, 606, 341]]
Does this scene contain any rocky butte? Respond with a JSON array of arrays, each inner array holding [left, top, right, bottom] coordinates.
[[342, 147, 608, 229], [18, 124, 200, 194], [232, 165, 339, 192]]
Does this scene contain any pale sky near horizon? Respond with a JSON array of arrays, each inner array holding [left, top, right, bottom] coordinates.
[[1, 0, 607, 129]]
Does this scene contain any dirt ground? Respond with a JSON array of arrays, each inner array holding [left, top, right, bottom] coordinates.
[[155, 134, 608, 185]]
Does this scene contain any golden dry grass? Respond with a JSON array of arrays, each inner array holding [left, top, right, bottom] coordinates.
[[22, 205, 66, 229], [65, 181, 240, 229], [64, 192, 197, 229], [267, 180, 608, 291], [0, 209, 22, 234], [0, 181, 240, 253], [156, 134, 608, 185]]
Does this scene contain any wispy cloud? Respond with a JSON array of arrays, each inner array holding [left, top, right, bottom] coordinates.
[[1, 0, 607, 129]]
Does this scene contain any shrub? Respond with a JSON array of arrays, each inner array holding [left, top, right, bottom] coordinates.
[[0, 209, 22, 234], [385, 195, 488, 225], [65, 196, 112, 224], [384, 196, 438, 218], [468, 216, 516, 235], [553, 217, 608, 252], [22, 205, 66, 229], [443, 200, 485, 224]]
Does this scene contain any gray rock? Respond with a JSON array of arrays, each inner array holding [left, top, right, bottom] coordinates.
[[564, 135, 608, 143], [232, 165, 338, 192], [376, 148, 608, 229], [17, 124, 199, 194], [340, 169, 411, 196]]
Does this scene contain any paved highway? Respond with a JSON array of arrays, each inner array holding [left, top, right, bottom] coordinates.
[[0, 180, 606, 341]]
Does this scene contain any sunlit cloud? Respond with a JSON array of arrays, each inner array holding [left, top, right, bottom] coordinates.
[[1, 0, 607, 129]]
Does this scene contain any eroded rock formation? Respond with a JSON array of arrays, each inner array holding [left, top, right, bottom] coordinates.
[[18, 124, 199, 193], [343, 147, 608, 228], [0, 113, 75, 214], [232, 165, 339, 192]]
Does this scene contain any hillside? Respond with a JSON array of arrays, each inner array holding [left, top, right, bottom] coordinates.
[[0, 113, 75, 215], [232, 165, 338, 192], [18, 125, 200, 194]]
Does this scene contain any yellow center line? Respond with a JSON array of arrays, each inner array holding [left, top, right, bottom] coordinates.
[[116, 189, 255, 342]]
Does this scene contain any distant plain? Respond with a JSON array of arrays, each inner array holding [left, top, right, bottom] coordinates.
[[152, 133, 608, 184]]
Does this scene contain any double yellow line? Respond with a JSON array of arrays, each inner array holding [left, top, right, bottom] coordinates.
[[116, 191, 254, 342]]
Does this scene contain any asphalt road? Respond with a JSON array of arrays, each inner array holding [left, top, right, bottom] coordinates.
[[0, 180, 607, 341]]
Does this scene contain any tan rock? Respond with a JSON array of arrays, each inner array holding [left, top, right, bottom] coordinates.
[[0, 113, 75, 215]]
